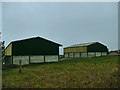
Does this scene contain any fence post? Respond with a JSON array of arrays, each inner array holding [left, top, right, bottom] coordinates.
[[19, 60, 22, 73], [94, 52, 96, 57]]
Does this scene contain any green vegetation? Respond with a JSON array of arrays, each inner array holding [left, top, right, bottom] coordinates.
[[2, 56, 119, 88]]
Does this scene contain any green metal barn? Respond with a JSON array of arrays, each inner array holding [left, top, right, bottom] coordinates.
[[5, 36, 62, 65], [64, 42, 108, 58]]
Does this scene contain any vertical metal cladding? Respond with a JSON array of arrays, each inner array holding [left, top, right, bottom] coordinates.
[[64, 47, 87, 53], [87, 42, 108, 52], [5, 43, 12, 56], [12, 37, 61, 56]]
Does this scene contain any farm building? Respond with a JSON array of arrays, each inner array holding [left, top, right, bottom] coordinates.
[[109, 50, 120, 56], [5, 36, 62, 65], [64, 42, 108, 58]]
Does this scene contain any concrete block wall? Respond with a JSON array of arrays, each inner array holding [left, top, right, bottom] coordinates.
[[64, 53, 68, 58], [74, 52, 80, 57], [12, 55, 59, 65], [13, 56, 29, 65], [69, 53, 74, 58], [81, 52, 87, 58], [96, 52, 102, 57], [102, 52, 107, 56], [64, 52, 107, 58], [30, 56, 44, 63], [45, 55, 58, 62], [12, 52, 108, 65], [88, 52, 95, 57]]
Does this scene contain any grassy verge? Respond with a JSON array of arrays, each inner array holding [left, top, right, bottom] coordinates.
[[2, 56, 119, 88]]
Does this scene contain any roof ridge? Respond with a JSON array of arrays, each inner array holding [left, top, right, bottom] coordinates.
[[65, 42, 98, 48], [72, 42, 97, 45], [11, 36, 40, 43], [10, 36, 62, 46]]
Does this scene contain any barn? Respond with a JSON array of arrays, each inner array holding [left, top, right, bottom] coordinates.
[[5, 36, 62, 65], [64, 42, 108, 58]]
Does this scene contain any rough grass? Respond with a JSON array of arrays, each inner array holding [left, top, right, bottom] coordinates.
[[2, 56, 119, 88]]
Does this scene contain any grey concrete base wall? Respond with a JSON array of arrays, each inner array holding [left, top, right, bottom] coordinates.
[[81, 52, 87, 58], [45, 55, 58, 62], [102, 52, 107, 56], [96, 52, 102, 57], [13, 56, 29, 65], [64, 52, 107, 58], [69, 53, 74, 58], [13, 55, 59, 65], [74, 52, 80, 57], [64, 53, 68, 58], [30, 56, 44, 63], [88, 52, 95, 57]]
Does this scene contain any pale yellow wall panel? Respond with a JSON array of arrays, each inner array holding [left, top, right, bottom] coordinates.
[[64, 46, 87, 53], [5, 43, 12, 56]]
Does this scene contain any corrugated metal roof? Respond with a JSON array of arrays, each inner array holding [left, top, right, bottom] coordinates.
[[11, 36, 62, 46], [5, 36, 62, 49], [65, 42, 98, 48]]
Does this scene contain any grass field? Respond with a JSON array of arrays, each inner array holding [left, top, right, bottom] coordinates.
[[2, 56, 119, 88]]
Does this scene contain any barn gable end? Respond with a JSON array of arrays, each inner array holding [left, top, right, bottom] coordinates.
[[5, 36, 62, 65]]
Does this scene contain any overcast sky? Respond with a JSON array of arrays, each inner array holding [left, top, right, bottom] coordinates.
[[2, 2, 118, 55]]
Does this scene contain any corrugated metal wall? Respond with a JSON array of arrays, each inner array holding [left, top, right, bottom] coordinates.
[[12, 38, 60, 56], [87, 43, 108, 52], [64, 46, 87, 53], [5, 43, 12, 56]]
